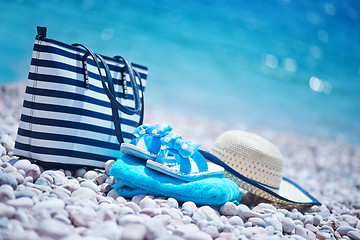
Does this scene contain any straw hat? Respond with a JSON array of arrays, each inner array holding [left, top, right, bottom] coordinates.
[[200, 130, 320, 206]]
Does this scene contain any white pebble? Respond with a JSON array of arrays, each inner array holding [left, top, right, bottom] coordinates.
[[166, 198, 179, 208], [80, 180, 100, 193], [26, 164, 41, 181], [281, 217, 295, 233], [7, 197, 33, 208], [83, 170, 98, 180], [105, 160, 115, 175], [84, 220, 122, 240], [13, 159, 31, 172], [71, 187, 96, 200], [36, 219, 71, 238], [219, 202, 238, 216], [139, 196, 157, 209]]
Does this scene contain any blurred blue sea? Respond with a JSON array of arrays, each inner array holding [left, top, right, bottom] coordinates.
[[0, 0, 359, 143]]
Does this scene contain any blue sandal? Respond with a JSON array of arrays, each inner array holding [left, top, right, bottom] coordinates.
[[146, 133, 224, 181], [120, 123, 173, 160]]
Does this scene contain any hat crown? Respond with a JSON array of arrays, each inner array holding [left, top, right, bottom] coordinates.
[[211, 130, 283, 191]]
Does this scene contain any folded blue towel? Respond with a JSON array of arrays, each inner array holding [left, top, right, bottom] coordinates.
[[109, 154, 241, 206]]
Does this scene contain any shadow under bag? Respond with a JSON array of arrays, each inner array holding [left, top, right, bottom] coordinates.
[[13, 26, 148, 170]]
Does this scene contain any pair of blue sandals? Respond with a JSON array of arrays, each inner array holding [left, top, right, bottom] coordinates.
[[120, 123, 224, 181]]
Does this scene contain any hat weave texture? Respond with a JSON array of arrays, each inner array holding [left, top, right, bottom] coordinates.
[[211, 130, 283, 192]]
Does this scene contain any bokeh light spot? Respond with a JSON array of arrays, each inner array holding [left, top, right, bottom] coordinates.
[[101, 28, 114, 41], [283, 58, 297, 72], [265, 54, 278, 69]]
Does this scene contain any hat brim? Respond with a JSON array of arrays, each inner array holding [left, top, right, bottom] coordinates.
[[200, 150, 320, 206]]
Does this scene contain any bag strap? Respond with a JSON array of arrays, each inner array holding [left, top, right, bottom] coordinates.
[[72, 43, 143, 144], [74, 44, 141, 116]]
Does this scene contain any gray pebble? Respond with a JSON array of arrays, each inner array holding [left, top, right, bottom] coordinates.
[[219, 201, 238, 216], [0, 184, 15, 202], [281, 217, 295, 233], [348, 231, 360, 240], [0, 172, 18, 189], [34, 177, 52, 187], [100, 183, 111, 193], [14, 189, 34, 199], [105, 176, 115, 185], [313, 214, 322, 226], [75, 168, 86, 178], [107, 189, 121, 199], [337, 225, 355, 235], [95, 173, 108, 185]]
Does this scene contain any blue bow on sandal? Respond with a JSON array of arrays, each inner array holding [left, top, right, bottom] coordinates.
[[120, 123, 224, 181], [146, 132, 224, 181], [120, 123, 173, 160]]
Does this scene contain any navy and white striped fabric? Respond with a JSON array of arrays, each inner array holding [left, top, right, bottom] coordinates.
[[14, 34, 148, 169]]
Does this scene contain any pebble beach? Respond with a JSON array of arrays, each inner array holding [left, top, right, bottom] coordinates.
[[0, 83, 360, 240]]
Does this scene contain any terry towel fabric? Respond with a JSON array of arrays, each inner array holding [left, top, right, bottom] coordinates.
[[109, 154, 241, 206]]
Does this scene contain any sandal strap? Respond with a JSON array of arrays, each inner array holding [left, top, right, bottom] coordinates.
[[130, 123, 173, 154], [157, 137, 209, 174]]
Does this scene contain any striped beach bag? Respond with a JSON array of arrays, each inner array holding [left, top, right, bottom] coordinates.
[[14, 26, 148, 169]]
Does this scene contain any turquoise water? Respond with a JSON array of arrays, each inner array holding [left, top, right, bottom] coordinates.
[[1, 0, 359, 143]]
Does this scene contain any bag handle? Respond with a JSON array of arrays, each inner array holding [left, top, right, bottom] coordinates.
[[74, 44, 141, 116], [72, 43, 144, 144]]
